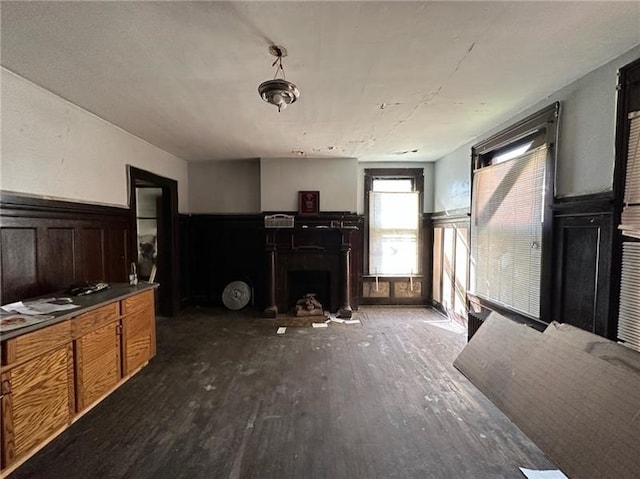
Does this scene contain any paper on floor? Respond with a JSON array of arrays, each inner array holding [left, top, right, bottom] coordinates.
[[312, 322, 328, 328], [519, 468, 568, 479], [344, 319, 361, 325], [277, 327, 286, 335]]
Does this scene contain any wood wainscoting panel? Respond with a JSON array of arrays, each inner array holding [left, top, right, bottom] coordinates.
[[0, 193, 131, 305], [8, 344, 73, 463], [43, 227, 76, 291], [0, 228, 38, 303], [552, 199, 614, 337], [79, 227, 105, 282], [106, 225, 128, 285]]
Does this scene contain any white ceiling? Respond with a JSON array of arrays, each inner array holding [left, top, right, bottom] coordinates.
[[2, 1, 639, 163]]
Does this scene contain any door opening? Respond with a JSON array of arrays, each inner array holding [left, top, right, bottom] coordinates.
[[129, 166, 179, 317]]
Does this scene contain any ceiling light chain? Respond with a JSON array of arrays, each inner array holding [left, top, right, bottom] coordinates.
[[258, 45, 300, 112], [271, 52, 286, 80]]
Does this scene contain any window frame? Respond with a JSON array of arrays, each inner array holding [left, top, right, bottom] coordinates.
[[470, 102, 560, 326], [611, 57, 640, 344], [364, 168, 424, 276]]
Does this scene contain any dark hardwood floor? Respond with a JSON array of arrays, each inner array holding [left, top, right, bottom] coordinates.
[[10, 307, 556, 479]]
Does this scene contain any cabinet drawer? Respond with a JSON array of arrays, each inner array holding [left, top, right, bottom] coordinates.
[[72, 303, 119, 337], [3, 320, 72, 366], [121, 290, 154, 315]]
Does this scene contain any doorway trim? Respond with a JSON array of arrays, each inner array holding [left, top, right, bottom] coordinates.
[[128, 166, 180, 316]]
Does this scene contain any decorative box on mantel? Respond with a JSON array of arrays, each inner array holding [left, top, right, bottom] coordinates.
[[263, 214, 362, 318]]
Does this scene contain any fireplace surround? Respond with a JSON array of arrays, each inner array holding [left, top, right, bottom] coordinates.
[[264, 222, 358, 318]]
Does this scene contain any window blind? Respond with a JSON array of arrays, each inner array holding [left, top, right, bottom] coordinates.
[[470, 145, 547, 318], [619, 111, 640, 239], [369, 191, 419, 275], [618, 111, 640, 352]]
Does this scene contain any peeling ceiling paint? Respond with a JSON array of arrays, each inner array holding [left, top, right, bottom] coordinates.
[[1, 1, 639, 163]]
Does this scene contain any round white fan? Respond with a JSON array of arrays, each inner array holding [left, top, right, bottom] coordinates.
[[222, 281, 251, 310]]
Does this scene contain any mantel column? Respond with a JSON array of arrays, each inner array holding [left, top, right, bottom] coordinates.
[[264, 232, 278, 318], [337, 229, 353, 318]]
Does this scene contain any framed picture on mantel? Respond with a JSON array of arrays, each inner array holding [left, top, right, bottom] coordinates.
[[298, 191, 320, 215]]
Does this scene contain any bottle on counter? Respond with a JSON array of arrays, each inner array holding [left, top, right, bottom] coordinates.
[[129, 262, 138, 286]]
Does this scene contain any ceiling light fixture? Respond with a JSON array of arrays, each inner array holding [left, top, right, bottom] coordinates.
[[258, 45, 300, 112]]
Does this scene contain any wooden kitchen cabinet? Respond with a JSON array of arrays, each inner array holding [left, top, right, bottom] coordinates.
[[1, 285, 157, 476], [121, 289, 155, 376], [1, 337, 74, 469], [75, 323, 121, 411]]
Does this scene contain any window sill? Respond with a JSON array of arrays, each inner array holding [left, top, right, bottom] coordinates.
[[363, 274, 424, 279]]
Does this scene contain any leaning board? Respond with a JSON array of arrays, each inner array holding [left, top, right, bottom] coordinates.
[[454, 313, 640, 479]]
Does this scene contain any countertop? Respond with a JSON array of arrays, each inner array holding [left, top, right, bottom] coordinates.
[[0, 283, 158, 341]]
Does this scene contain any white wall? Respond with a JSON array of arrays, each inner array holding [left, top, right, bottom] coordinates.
[[433, 45, 640, 213], [1, 68, 189, 212], [260, 157, 358, 212], [356, 162, 435, 214], [189, 159, 261, 213]]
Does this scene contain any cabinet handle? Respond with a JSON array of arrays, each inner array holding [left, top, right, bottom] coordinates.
[[116, 324, 123, 335], [1, 379, 11, 395]]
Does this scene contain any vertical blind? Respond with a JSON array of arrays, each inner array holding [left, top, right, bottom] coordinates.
[[369, 191, 420, 275], [471, 146, 547, 318], [618, 111, 640, 352]]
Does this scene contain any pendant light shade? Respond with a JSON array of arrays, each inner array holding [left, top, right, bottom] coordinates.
[[258, 45, 300, 112], [258, 79, 300, 112]]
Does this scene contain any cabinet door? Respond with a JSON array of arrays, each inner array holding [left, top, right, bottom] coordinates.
[[76, 321, 121, 411], [2, 344, 73, 466], [122, 308, 154, 376]]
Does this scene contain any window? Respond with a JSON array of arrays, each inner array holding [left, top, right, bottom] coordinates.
[[471, 145, 546, 318], [470, 103, 559, 322], [365, 169, 423, 276], [617, 110, 640, 352]]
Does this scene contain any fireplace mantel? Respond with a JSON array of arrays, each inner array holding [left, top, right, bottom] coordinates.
[[264, 224, 358, 318]]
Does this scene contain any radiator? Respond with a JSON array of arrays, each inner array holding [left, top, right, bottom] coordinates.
[[468, 310, 490, 341]]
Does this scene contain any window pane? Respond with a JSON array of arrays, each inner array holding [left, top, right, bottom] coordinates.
[[369, 191, 420, 275], [442, 227, 454, 310], [372, 179, 413, 192], [433, 228, 443, 303]]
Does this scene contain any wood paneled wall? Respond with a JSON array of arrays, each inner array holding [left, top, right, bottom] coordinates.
[[551, 194, 614, 337], [0, 193, 131, 304], [179, 213, 364, 311]]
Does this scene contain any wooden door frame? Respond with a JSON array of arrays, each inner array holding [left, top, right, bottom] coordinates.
[[128, 166, 180, 316]]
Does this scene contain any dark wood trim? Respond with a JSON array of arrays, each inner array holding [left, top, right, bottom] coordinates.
[[0, 192, 129, 218], [262, 211, 356, 216], [128, 167, 180, 317], [551, 192, 614, 216], [472, 103, 561, 161]]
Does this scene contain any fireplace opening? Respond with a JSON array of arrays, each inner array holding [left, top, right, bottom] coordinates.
[[288, 270, 331, 313]]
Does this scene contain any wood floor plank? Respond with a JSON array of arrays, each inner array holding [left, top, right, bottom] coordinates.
[[8, 307, 557, 479]]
